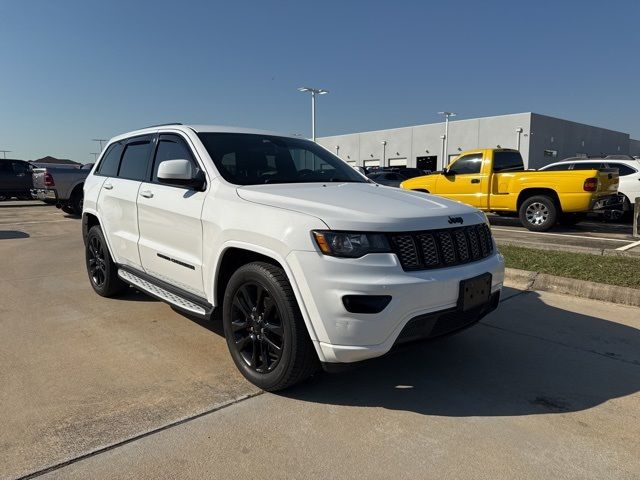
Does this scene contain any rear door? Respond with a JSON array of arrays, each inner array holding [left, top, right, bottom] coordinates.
[[137, 133, 207, 296], [0, 161, 12, 193], [11, 161, 32, 191], [97, 135, 153, 269]]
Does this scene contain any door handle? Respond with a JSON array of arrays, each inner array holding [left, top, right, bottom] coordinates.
[[471, 179, 480, 184], [103, 183, 113, 190], [140, 190, 154, 198]]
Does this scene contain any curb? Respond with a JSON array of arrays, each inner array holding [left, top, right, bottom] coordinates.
[[504, 267, 640, 308], [496, 239, 640, 258]]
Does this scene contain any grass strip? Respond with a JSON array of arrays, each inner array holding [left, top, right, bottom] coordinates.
[[499, 245, 640, 289]]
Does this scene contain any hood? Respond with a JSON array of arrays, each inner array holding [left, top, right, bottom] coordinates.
[[236, 182, 485, 231]]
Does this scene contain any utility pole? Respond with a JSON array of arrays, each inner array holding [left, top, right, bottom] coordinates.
[[92, 138, 107, 152], [297, 87, 329, 142], [438, 112, 457, 166], [0, 150, 11, 159], [90, 152, 99, 161]]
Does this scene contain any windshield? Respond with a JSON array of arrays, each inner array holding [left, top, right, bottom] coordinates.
[[197, 132, 366, 185]]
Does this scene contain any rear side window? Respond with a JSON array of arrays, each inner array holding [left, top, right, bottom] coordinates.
[[12, 161, 30, 174], [608, 163, 637, 176], [449, 154, 483, 175], [118, 139, 152, 181], [493, 151, 524, 172], [152, 134, 197, 182], [98, 143, 124, 177], [572, 162, 606, 170]]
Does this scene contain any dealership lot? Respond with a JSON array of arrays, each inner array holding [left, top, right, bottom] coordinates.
[[1, 202, 639, 479]]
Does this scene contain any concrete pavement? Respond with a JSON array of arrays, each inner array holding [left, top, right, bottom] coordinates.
[[2, 203, 639, 479]]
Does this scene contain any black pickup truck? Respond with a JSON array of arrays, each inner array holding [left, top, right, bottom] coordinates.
[[0, 160, 33, 200]]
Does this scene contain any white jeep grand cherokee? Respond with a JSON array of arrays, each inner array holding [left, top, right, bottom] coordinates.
[[83, 124, 505, 390]]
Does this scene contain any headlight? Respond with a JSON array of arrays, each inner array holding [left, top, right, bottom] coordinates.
[[313, 231, 391, 258]]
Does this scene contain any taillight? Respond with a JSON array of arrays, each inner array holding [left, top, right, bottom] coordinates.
[[44, 173, 55, 187], [583, 177, 597, 192]]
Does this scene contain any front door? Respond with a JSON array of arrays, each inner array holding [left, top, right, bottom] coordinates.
[[435, 152, 487, 208], [137, 133, 207, 296]]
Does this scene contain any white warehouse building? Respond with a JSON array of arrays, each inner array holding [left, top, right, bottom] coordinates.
[[317, 112, 640, 171]]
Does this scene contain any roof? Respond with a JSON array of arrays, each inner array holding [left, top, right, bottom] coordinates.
[[109, 124, 298, 143]]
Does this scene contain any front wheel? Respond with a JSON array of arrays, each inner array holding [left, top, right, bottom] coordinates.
[[222, 262, 318, 391], [519, 195, 558, 232]]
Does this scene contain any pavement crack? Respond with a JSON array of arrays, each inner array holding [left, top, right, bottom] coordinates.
[[14, 391, 263, 480]]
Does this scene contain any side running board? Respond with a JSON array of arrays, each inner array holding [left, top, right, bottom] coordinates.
[[118, 268, 210, 317]]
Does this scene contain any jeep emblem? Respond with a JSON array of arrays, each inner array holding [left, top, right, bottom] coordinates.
[[448, 216, 464, 224]]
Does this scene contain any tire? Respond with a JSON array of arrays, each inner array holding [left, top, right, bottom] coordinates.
[[85, 225, 128, 297], [61, 204, 75, 215], [559, 212, 586, 226], [70, 189, 83, 215], [518, 195, 558, 232], [222, 262, 318, 391]]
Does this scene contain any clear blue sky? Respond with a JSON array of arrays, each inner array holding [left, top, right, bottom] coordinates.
[[1, 0, 638, 162]]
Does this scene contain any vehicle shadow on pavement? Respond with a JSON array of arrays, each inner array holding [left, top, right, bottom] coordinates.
[[488, 215, 633, 234], [282, 290, 640, 417], [0, 230, 30, 239]]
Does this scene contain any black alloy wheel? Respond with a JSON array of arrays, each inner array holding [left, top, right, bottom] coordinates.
[[88, 234, 107, 288], [222, 262, 318, 391], [230, 282, 284, 373], [85, 225, 128, 297]]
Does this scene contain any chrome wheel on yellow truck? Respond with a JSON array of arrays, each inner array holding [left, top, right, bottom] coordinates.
[[519, 195, 558, 232]]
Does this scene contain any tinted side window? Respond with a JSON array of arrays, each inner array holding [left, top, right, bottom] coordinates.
[[0, 162, 11, 174], [493, 151, 524, 172], [118, 139, 152, 181], [608, 163, 637, 176], [12, 161, 29, 174], [449, 154, 483, 175], [98, 143, 124, 177], [541, 163, 571, 171], [152, 135, 197, 182], [572, 162, 606, 170]]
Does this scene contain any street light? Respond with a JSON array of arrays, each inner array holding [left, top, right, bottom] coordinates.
[[438, 111, 457, 166], [381, 141, 387, 168], [92, 138, 107, 151], [0, 150, 11, 159], [298, 87, 329, 142], [515, 127, 523, 151]]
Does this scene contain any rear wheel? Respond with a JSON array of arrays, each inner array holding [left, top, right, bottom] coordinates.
[[519, 195, 558, 232], [222, 262, 318, 391], [85, 225, 128, 297], [70, 189, 83, 215]]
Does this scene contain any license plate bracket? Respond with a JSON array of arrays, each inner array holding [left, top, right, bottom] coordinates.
[[458, 273, 492, 312]]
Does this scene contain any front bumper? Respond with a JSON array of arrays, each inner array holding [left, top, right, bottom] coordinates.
[[287, 249, 504, 364]]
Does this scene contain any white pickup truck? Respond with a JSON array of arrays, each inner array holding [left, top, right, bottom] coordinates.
[[82, 124, 505, 390]]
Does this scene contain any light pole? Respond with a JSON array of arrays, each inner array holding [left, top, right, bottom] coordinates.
[[335, 145, 340, 157], [438, 111, 457, 166], [381, 141, 387, 168], [439, 135, 446, 169], [298, 87, 328, 142], [92, 138, 107, 152], [515, 127, 523, 151], [0, 150, 11, 159], [90, 152, 99, 161]]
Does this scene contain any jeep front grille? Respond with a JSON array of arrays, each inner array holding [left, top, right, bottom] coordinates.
[[389, 223, 494, 271]]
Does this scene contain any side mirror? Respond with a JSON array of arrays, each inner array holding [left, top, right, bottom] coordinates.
[[443, 168, 455, 176], [157, 159, 205, 190]]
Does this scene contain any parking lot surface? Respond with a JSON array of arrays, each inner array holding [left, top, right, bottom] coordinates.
[[488, 214, 640, 253], [2, 202, 639, 479]]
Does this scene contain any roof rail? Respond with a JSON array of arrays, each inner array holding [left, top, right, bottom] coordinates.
[[145, 122, 183, 128]]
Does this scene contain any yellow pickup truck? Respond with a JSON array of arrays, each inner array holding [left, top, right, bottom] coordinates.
[[400, 148, 619, 231]]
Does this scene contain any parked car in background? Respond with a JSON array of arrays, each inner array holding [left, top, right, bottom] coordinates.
[[32, 163, 93, 214], [366, 171, 407, 187], [0, 159, 33, 200], [83, 124, 504, 391], [539, 158, 640, 220], [401, 148, 619, 231]]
